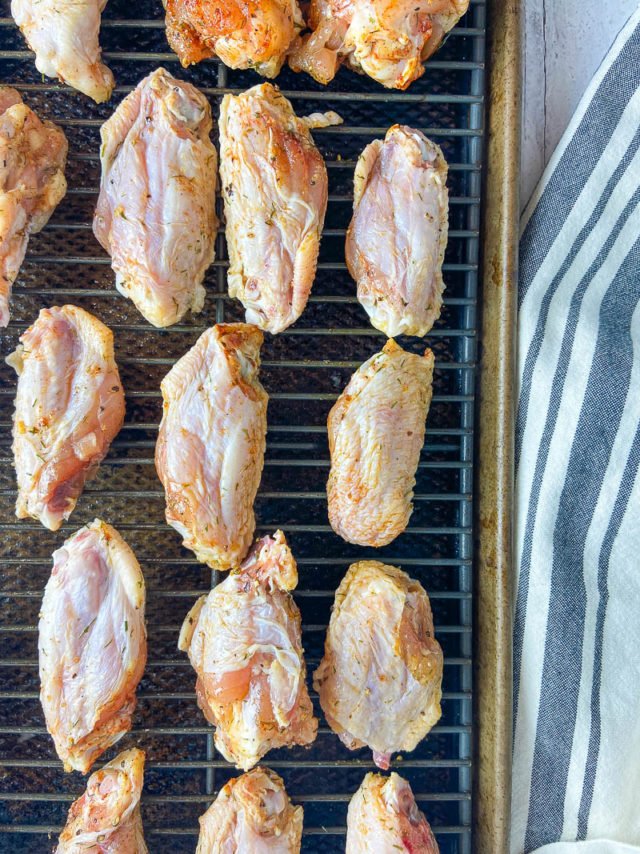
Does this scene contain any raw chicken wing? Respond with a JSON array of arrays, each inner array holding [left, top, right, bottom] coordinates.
[[155, 322, 268, 570], [6, 305, 125, 531], [219, 83, 341, 334], [39, 520, 147, 773], [289, 0, 469, 89], [327, 338, 433, 547], [196, 767, 303, 853], [93, 68, 219, 328], [164, 0, 304, 77], [346, 125, 449, 338], [11, 0, 114, 102], [346, 772, 439, 853], [0, 89, 67, 327], [55, 748, 148, 854], [314, 560, 443, 769], [179, 531, 317, 770]]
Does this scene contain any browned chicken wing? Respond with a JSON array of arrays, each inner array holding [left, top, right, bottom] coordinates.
[[315, 560, 443, 769], [164, 0, 304, 77], [289, 0, 469, 89], [0, 88, 67, 326]]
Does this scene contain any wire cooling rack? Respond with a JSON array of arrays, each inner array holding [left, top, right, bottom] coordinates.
[[0, 2, 485, 850]]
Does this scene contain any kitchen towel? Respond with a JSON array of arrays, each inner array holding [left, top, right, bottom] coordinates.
[[511, 5, 640, 854]]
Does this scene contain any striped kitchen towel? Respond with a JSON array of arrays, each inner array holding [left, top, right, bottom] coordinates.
[[511, 6, 640, 854]]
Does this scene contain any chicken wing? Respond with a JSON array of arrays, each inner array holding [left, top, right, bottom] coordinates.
[[11, 0, 114, 102], [164, 0, 304, 76], [155, 322, 267, 570], [346, 772, 439, 853], [314, 560, 443, 769], [327, 339, 433, 547], [6, 305, 125, 531], [219, 83, 341, 334], [55, 748, 148, 854], [93, 68, 219, 328], [346, 125, 449, 338], [0, 89, 67, 327], [179, 531, 317, 770], [289, 0, 469, 89], [39, 520, 147, 774], [196, 767, 303, 853]]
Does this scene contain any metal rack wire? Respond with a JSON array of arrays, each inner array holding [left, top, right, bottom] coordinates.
[[0, 1, 485, 850]]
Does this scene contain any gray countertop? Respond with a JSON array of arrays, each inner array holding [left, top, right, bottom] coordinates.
[[520, 0, 639, 211]]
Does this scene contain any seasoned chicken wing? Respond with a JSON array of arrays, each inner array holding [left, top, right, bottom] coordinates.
[[55, 748, 148, 854], [346, 772, 439, 853], [0, 89, 67, 327], [314, 560, 443, 769], [179, 531, 317, 770], [219, 83, 341, 334], [39, 520, 147, 774], [327, 339, 433, 547], [11, 0, 114, 102], [196, 767, 303, 853], [6, 305, 125, 531], [93, 68, 219, 328], [347, 126, 449, 338], [289, 0, 469, 89], [164, 0, 304, 77], [155, 323, 268, 570]]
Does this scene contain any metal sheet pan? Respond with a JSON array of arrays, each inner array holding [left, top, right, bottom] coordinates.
[[0, 0, 519, 850]]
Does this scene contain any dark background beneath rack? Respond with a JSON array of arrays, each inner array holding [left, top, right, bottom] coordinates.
[[0, 2, 485, 851]]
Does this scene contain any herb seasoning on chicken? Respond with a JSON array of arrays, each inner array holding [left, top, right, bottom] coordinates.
[[327, 338, 434, 547], [0, 89, 67, 327], [94, 68, 219, 328], [55, 748, 148, 853], [155, 322, 268, 570], [7, 305, 125, 531], [39, 521, 147, 774], [315, 560, 443, 769], [347, 125, 449, 338], [196, 766, 303, 853], [179, 531, 318, 770], [346, 772, 440, 853], [219, 83, 341, 334]]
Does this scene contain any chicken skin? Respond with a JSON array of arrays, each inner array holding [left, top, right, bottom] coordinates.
[[196, 767, 303, 854], [219, 83, 341, 334], [346, 126, 449, 338], [314, 560, 443, 769], [164, 0, 304, 77], [39, 520, 147, 774], [0, 89, 67, 327], [155, 323, 268, 570], [93, 68, 219, 328], [346, 772, 440, 853], [11, 0, 114, 102], [327, 339, 433, 547], [179, 531, 317, 770], [6, 305, 125, 531], [55, 748, 148, 854], [289, 0, 469, 89]]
